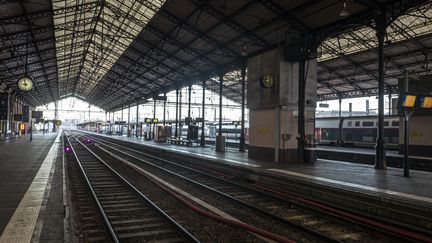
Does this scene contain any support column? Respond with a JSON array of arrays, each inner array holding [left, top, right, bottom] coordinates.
[[188, 84, 192, 119], [127, 104, 131, 137], [388, 92, 392, 115], [6, 93, 11, 133], [179, 88, 182, 137], [53, 101, 58, 132], [136, 101, 139, 138], [153, 100, 156, 139], [375, 12, 387, 169], [239, 62, 246, 152], [163, 93, 166, 125], [298, 60, 306, 163], [218, 74, 223, 136], [338, 98, 342, 117], [175, 88, 179, 137], [201, 80, 206, 147], [216, 73, 225, 152]]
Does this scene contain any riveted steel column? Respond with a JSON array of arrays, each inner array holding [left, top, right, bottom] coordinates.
[[163, 93, 166, 125], [188, 84, 192, 119], [375, 11, 387, 170], [298, 60, 306, 163], [136, 100, 139, 138], [175, 89, 179, 137], [388, 92, 392, 115], [239, 62, 246, 152], [201, 80, 206, 147], [179, 88, 182, 137], [153, 100, 156, 139], [127, 104, 131, 137], [218, 74, 223, 136]]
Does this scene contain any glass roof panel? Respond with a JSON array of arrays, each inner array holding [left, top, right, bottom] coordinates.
[[319, 2, 432, 61], [53, 0, 165, 97]]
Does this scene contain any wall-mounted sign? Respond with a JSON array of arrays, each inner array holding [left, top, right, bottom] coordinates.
[[32, 111, 43, 119], [419, 96, 432, 109]]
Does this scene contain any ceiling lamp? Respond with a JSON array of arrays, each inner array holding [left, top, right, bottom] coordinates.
[[339, 1, 350, 19]]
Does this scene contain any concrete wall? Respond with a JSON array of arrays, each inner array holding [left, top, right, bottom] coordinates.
[[247, 47, 317, 163]]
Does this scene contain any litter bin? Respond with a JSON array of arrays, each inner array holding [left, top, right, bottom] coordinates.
[[304, 138, 317, 163], [216, 135, 226, 152]]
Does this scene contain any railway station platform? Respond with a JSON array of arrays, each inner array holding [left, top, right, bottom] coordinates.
[[317, 145, 432, 172], [87, 132, 432, 203], [0, 132, 64, 243]]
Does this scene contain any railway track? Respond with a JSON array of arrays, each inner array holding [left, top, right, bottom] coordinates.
[[64, 132, 199, 242], [78, 131, 432, 242], [84, 133, 430, 242]]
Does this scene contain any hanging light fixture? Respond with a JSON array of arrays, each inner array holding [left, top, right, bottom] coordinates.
[[339, 0, 350, 19]]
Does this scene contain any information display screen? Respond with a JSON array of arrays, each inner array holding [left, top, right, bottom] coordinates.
[[145, 118, 152, 123], [400, 95, 417, 108], [420, 96, 432, 109], [152, 118, 158, 123]]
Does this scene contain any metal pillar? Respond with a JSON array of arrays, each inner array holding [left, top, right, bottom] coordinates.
[[349, 103, 352, 116], [175, 89, 179, 137], [53, 101, 58, 132], [29, 112, 32, 141], [179, 88, 182, 137], [218, 74, 223, 136], [153, 100, 156, 139], [375, 12, 387, 169], [136, 101, 139, 138], [338, 98, 342, 117], [239, 62, 246, 152], [403, 72, 410, 177], [298, 60, 306, 163], [127, 104, 131, 137], [388, 93, 392, 115], [6, 93, 10, 134], [163, 93, 166, 125], [200, 80, 206, 147], [188, 84, 192, 119]]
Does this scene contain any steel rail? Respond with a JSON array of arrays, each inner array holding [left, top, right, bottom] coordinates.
[[87, 134, 342, 242], [65, 131, 200, 243], [64, 132, 120, 243], [86, 132, 432, 242]]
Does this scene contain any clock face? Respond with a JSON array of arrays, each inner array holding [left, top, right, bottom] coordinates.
[[260, 73, 275, 88], [17, 77, 33, 91]]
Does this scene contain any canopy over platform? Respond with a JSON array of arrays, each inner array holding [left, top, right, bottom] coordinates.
[[0, 0, 430, 110]]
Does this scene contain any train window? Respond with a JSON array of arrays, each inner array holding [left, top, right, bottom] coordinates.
[[355, 121, 360, 127], [348, 121, 352, 126], [362, 121, 374, 126], [384, 121, 389, 126], [392, 121, 399, 126]]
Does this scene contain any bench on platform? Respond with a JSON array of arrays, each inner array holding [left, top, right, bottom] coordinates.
[[166, 137, 194, 147]]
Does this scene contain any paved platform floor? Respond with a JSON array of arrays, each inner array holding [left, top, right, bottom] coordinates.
[[0, 132, 62, 242], [91, 133, 432, 205]]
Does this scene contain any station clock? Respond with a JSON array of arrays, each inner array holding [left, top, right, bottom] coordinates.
[[17, 77, 34, 92], [259, 73, 275, 88]]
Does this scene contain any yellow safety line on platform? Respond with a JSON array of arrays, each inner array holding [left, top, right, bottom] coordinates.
[[0, 132, 61, 243], [268, 168, 432, 204]]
